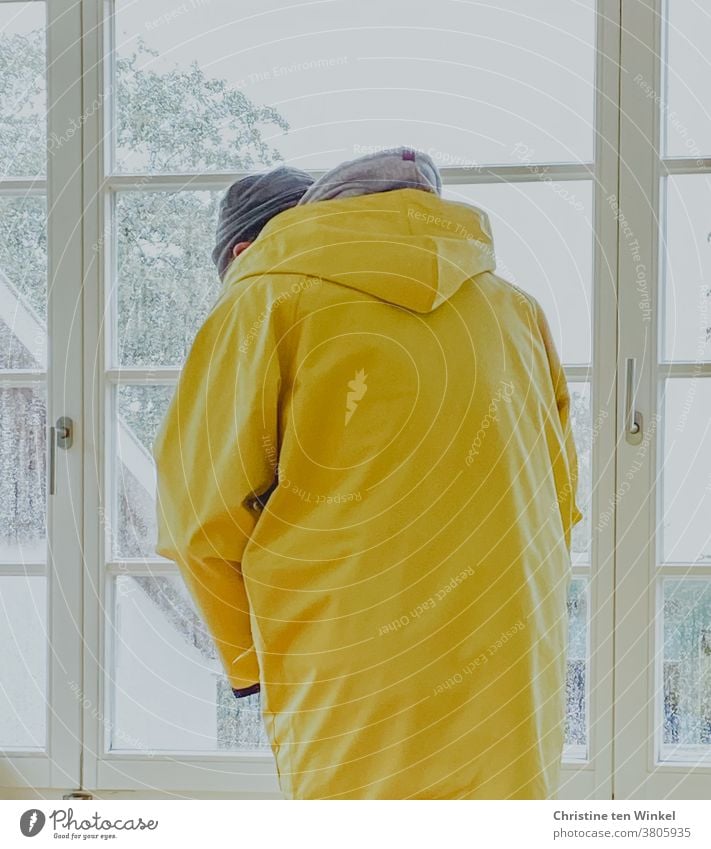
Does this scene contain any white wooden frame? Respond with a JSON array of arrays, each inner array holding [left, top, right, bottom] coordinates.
[[0, 0, 84, 792], [73, 0, 621, 798], [615, 0, 711, 799]]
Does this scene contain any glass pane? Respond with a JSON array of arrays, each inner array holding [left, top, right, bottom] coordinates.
[[664, 1, 711, 158], [0, 576, 47, 749], [115, 384, 174, 559], [662, 579, 711, 762], [111, 574, 269, 751], [0, 2, 46, 177], [569, 383, 592, 564], [445, 182, 593, 365], [115, 191, 220, 367], [113, 0, 595, 172], [0, 386, 46, 563], [663, 175, 711, 362], [564, 578, 588, 759], [661, 379, 711, 564], [0, 195, 47, 369]]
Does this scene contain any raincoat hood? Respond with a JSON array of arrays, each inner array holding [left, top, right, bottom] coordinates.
[[224, 188, 496, 314]]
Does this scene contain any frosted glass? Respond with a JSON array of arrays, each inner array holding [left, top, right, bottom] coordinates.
[[0, 195, 47, 368], [0, 2, 46, 177], [115, 191, 220, 367], [661, 379, 711, 564], [111, 574, 269, 751], [564, 578, 588, 758], [663, 175, 711, 362], [0, 387, 46, 564], [115, 384, 174, 559], [0, 576, 47, 749], [569, 383, 592, 564], [445, 182, 593, 365], [665, 1, 711, 158], [662, 580, 711, 761]]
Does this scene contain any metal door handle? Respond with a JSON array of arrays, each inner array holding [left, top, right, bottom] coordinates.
[[624, 358, 643, 444], [48, 416, 73, 495]]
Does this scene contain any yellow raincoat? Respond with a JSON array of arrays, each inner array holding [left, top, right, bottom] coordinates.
[[154, 188, 583, 799]]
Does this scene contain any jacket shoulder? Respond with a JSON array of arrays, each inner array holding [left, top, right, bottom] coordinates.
[[479, 271, 539, 323]]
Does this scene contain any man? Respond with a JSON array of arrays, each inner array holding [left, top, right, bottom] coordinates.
[[211, 165, 314, 281], [154, 148, 583, 799], [198, 164, 314, 699]]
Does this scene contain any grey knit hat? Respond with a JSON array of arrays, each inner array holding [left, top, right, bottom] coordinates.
[[212, 165, 314, 279], [298, 147, 441, 205]]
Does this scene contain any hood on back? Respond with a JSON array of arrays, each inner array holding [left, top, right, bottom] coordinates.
[[298, 146, 442, 205], [225, 188, 496, 314]]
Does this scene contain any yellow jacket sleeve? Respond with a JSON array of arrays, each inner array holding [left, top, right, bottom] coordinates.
[[153, 283, 281, 691], [531, 296, 585, 551]]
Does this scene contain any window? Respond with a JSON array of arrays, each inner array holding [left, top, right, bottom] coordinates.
[[100, 0, 599, 773], [2, 0, 708, 799], [0, 0, 47, 754]]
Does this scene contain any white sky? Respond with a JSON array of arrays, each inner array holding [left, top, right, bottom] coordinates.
[[114, 0, 596, 169]]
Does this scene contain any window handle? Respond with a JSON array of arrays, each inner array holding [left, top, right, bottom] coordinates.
[[48, 416, 73, 495], [624, 358, 643, 445]]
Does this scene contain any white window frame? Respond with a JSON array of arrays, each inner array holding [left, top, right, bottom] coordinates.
[[614, 0, 711, 799], [0, 0, 84, 792], [73, 0, 620, 798]]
